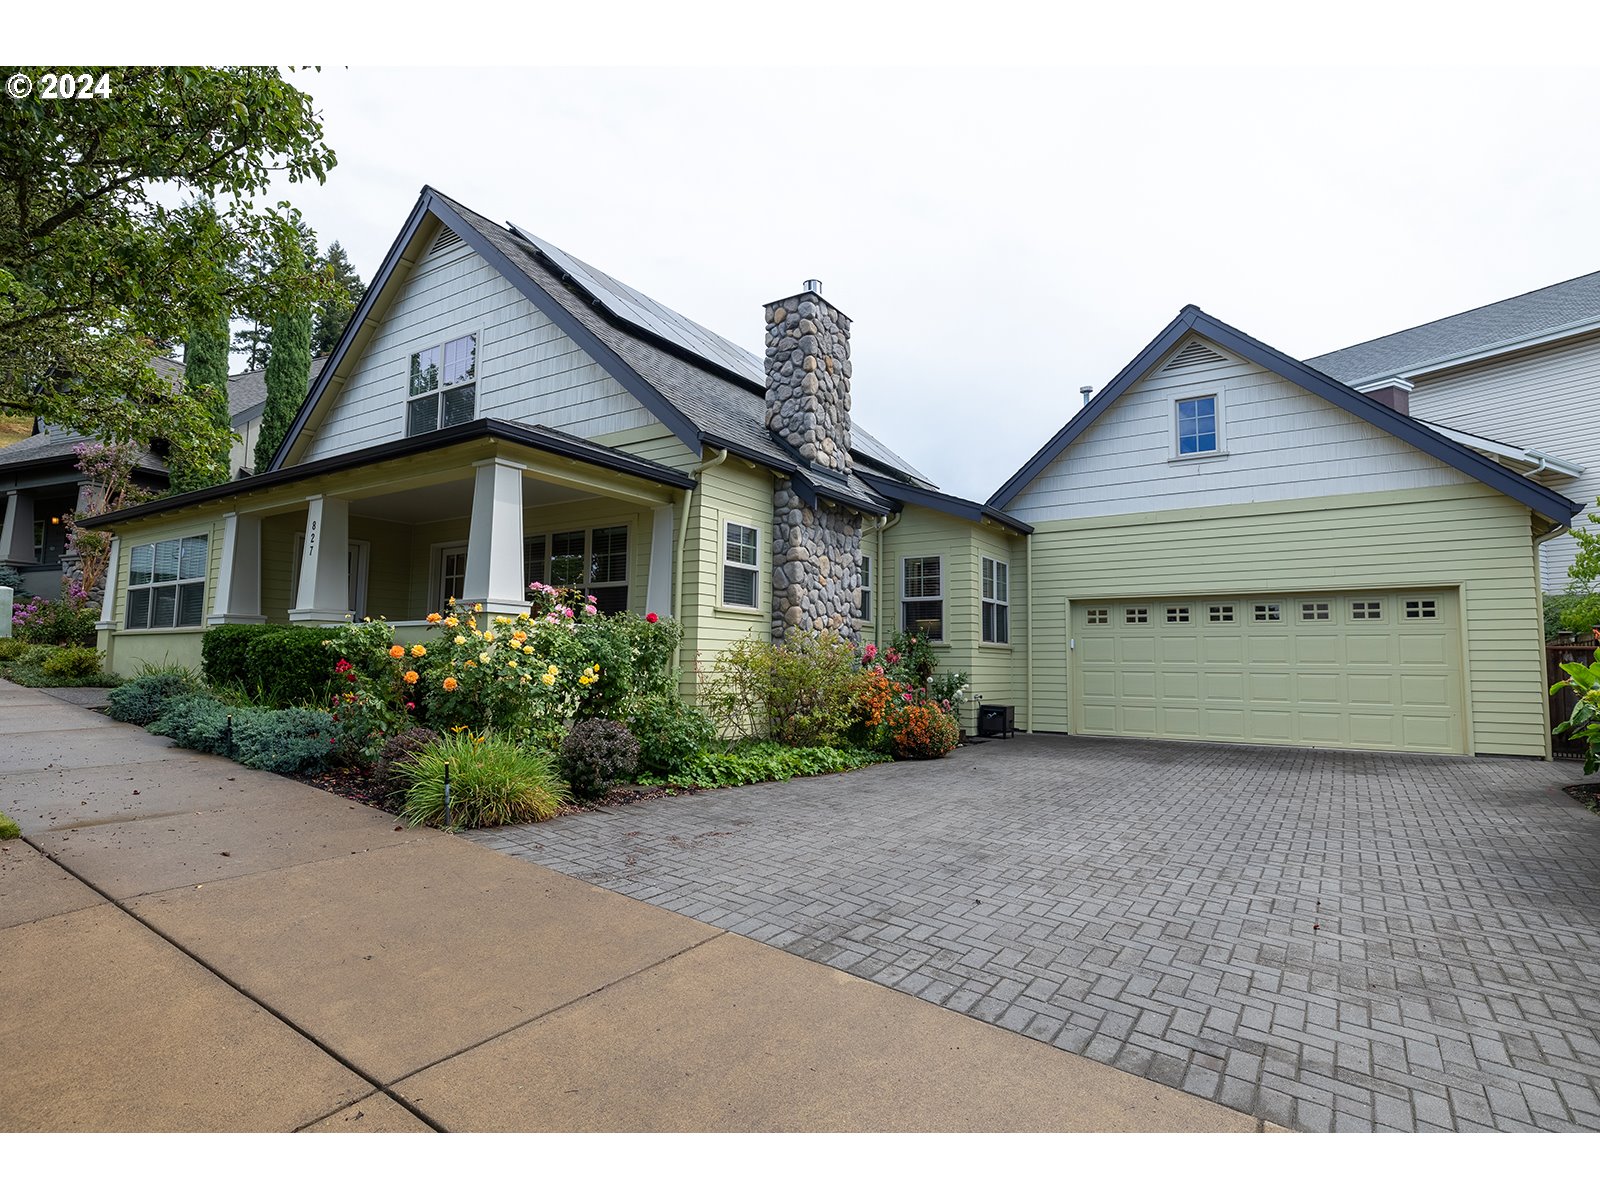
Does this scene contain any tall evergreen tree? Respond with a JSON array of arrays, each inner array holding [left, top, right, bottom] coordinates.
[[172, 308, 233, 492], [231, 321, 272, 371], [256, 234, 313, 474], [312, 241, 366, 357]]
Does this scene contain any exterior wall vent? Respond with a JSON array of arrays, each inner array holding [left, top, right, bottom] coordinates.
[[1162, 340, 1227, 371], [430, 227, 463, 257]]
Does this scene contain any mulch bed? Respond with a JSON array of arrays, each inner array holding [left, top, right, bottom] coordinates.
[[301, 765, 677, 823], [1566, 780, 1600, 814]]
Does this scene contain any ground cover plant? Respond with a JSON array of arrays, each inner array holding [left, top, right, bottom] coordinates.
[[394, 730, 568, 829]]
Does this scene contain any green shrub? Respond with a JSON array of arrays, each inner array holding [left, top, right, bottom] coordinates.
[[396, 731, 569, 829], [148, 694, 235, 755], [1552, 651, 1600, 775], [702, 629, 863, 747], [0, 564, 29, 599], [374, 725, 442, 804], [886, 701, 961, 760], [626, 693, 715, 777], [642, 742, 888, 790], [229, 707, 337, 774], [558, 718, 640, 803], [41, 646, 104, 680], [107, 669, 204, 725], [0, 638, 25, 662], [202, 623, 339, 705], [10, 593, 98, 646], [0, 810, 18, 840], [1546, 591, 1600, 640]]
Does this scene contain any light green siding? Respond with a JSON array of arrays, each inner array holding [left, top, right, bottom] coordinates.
[[879, 506, 1029, 733], [99, 513, 226, 676], [1026, 483, 1549, 756]]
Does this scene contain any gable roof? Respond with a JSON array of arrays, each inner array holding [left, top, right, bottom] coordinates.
[[269, 187, 934, 508], [988, 305, 1584, 526], [1307, 269, 1600, 384]]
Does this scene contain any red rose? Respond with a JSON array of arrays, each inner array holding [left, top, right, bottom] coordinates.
[[646, 612, 659, 623]]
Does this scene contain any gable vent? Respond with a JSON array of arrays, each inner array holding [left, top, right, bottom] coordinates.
[[429, 227, 463, 257], [1162, 340, 1226, 371]]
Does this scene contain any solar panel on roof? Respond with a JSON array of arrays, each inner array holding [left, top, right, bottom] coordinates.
[[508, 223, 765, 385]]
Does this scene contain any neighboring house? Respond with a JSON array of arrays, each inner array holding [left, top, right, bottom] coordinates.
[[227, 356, 330, 479], [0, 357, 327, 599], [990, 307, 1580, 760], [84, 187, 1029, 730], [1306, 271, 1600, 592]]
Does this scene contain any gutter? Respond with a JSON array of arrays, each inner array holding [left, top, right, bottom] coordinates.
[[864, 512, 899, 635], [1026, 531, 1034, 734], [672, 447, 728, 672]]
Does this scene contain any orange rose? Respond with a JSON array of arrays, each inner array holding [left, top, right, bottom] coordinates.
[[442, 677, 458, 692], [403, 670, 419, 685], [388, 645, 405, 659]]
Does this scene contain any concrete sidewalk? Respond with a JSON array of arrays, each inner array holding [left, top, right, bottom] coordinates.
[[0, 680, 1274, 1132]]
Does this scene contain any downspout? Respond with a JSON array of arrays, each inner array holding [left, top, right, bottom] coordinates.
[[1533, 520, 1572, 762], [868, 511, 900, 635], [1025, 529, 1033, 734], [671, 447, 727, 672]]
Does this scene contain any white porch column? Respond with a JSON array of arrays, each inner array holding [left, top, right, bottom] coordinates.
[[289, 494, 350, 623], [95, 535, 121, 631], [209, 512, 265, 625], [462, 458, 526, 615], [645, 503, 674, 617], [1, 490, 34, 565]]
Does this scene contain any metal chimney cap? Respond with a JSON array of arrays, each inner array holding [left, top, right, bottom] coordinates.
[[803, 278, 822, 295], [1079, 385, 1094, 402]]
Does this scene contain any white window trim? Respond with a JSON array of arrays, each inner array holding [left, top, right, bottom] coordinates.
[[859, 552, 873, 627], [406, 328, 480, 437], [292, 533, 371, 618], [524, 523, 632, 608], [429, 540, 470, 613], [901, 553, 946, 643], [126, 534, 208, 630], [721, 519, 761, 611], [981, 555, 1009, 645], [1169, 387, 1228, 462]]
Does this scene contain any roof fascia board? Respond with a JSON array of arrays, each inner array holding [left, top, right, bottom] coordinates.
[[866, 472, 1033, 534], [433, 196, 704, 455], [269, 191, 433, 471]]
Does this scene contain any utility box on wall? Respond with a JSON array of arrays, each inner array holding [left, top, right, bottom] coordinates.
[[977, 704, 1015, 739]]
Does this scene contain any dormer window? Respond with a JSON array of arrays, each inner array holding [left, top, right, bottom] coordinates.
[[407, 333, 477, 436], [1174, 395, 1219, 456]]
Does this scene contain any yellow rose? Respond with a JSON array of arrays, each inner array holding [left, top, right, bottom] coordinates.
[[410, 644, 426, 657], [426, 613, 442, 624], [522, 644, 535, 655], [478, 651, 491, 663], [473, 603, 482, 612], [483, 631, 496, 642], [454, 635, 466, 645], [541, 674, 556, 686], [444, 616, 459, 628]]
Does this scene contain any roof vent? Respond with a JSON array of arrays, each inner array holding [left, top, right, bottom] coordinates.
[[430, 227, 463, 257], [803, 279, 822, 295], [1162, 340, 1226, 371]]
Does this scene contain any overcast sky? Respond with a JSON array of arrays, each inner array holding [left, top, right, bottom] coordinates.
[[22, 10, 1600, 504]]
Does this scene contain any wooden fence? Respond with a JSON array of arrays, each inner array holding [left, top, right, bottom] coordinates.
[[1549, 639, 1597, 760]]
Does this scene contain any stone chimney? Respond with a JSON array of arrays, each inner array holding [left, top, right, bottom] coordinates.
[[763, 283, 853, 471], [1361, 377, 1413, 415], [763, 282, 863, 642]]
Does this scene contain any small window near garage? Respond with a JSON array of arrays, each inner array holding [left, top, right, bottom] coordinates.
[[406, 332, 477, 436], [902, 556, 944, 640], [1301, 601, 1331, 621], [859, 554, 872, 624], [1404, 598, 1439, 620], [1253, 603, 1281, 622], [1124, 606, 1149, 625], [127, 535, 208, 630], [1208, 604, 1235, 623], [982, 557, 1009, 644], [723, 522, 760, 609], [1165, 605, 1190, 624], [1085, 608, 1109, 625], [1175, 395, 1219, 455], [1351, 600, 1383, 620]]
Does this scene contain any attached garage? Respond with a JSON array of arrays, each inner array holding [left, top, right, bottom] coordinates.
[[1073, 590, 1464, 753]]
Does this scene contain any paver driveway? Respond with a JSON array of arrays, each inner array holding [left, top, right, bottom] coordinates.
[[466, 735, 1600, 1132]]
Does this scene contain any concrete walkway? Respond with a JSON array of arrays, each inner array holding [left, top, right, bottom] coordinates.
[[0, 681, 1271, 1133]]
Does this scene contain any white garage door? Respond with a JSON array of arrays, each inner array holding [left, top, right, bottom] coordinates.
[[1073, 590, 1465, 753]]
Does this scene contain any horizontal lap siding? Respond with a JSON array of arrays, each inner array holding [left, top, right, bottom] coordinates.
[[1406, 332, 1600, 589], [1026, 485, 1546, 755], [303, 241, 656, 462], [682, 458, 774, 704]]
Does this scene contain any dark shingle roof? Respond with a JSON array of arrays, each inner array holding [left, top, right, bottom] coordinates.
[[1308, 270, 1600, 383], [0, 357, 185, 473], [434, 194, 936, 490], [226, 356, 330, 422]]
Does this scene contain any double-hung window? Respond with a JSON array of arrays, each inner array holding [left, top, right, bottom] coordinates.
[[723, 522, 760, 609], [127, 535, 207, 629], [407, 333, 477, 436], [902, 556, 943, 641], [981, 557, 1009, 644], [1175, 395, 1219, 456], [859, 554, 873, 625]]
